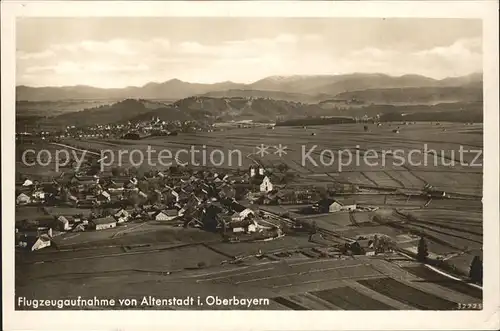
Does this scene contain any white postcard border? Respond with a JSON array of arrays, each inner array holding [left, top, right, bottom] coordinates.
[[2, 1, 499, 330]]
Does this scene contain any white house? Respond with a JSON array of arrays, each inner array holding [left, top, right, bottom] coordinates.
[[114, 208, 130, 219], [57, 216, 71, 231], [247, 222, 258, 233], [31, 235, 51, 251], [32, 190, 46, 201], [171, 190, 180, 202], [232, 227, 246, 233], [22, 179, 33, 187], [259, 176, 273, 192], [155, 209, 178, 221], [231, 208, 255, 222], [327, 200, 357, 213], [16, 193, 31, 205]]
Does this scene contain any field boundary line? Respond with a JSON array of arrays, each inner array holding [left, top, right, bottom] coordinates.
[[397, 251, 482, 291], [360, 172, 380, 187], [383, 171, 406, 188]]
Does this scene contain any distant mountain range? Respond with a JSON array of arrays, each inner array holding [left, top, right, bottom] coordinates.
[[17, 72, 482, 102], [17, 72, 483, 129]]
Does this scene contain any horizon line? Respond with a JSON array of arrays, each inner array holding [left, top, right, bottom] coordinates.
[[16, 71, 483, 89]]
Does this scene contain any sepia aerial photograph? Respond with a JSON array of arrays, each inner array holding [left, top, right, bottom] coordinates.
[[14, 17, 484, 311]]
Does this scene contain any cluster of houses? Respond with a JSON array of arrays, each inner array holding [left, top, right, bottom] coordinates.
[[16, 164, 276, 208], [15, 164, 285, 251], [17, 115, 211, 143], [64, 117, 210, 141]]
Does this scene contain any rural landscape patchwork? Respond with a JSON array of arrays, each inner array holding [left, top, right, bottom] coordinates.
[[15, 18, 483, 310]]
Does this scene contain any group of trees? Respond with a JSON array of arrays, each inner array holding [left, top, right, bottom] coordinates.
[[417, 236, 482, 285]]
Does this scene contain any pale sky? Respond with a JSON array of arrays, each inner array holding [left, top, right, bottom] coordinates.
[[17, 18, 482, 88]]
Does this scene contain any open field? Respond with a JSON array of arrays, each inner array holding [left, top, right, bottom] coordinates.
[[16, 253, 481, 310], [357, 277, 457, 310], [30, 121, 479, 169], [52, 225, 222, 250], [15, 122, 483, 310], [402, 264, 482, 299]]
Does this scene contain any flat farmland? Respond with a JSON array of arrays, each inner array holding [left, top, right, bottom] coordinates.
[[17, 244, 228, 283], [16, 141, 88, 178], [328, 172, 375, 186], [385, 195, 427, 207], [350, 211, 376, 225], [15, 122, 484, 309], [401, 210, 483, 251], [205, 235, 317, 258], [363, 171, 404, 188], [52, 226, 221, 249], [16, 248, 481, 310], [412, 171, 482, 196], [384, 170, 427, 188], [407, 209, 482, 232], [297, 212, 354, 231], [358, 277, 458, 310], [311, 286, 394, 310], [426, 199, 482, 212], [338, 225, 403, 239], [402, 264, 482, 299], [59, 122, 482, 175]]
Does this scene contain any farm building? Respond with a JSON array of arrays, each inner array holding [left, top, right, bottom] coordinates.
[[90, 217, 117, 230], [17, 232, 51, 251], [31, 234, 51, 251], [230, 207, 255, 222], [155, 209, 179, 221], [57, 216, 71, 231], [227, 200, 255, 221], [16, 193, 31, 205], [314, 199, 357, 213]]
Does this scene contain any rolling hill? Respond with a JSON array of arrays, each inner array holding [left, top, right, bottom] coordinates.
[[37, 99, 175, 128], [35, 97, 333, 127], [31, 95, 483, 129], [16, 73, 482, 102], [331, 86, 483, 105], [198, 89, 330, 104]]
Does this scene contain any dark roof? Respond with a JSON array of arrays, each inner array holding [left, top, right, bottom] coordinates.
[[230, 201, 247, 213], [161, 209, 178, 217], [315, 198, 335, 207], [91, 216, 116, 225]]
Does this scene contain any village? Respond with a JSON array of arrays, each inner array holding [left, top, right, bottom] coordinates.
[[16, 155, 358, 250], [17, 114, 212, 144], [15, 135, 453, 257]]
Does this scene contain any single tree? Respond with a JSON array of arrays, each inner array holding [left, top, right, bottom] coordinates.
[[469, 255, 483, 284], [417, 236, 429, 262]]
